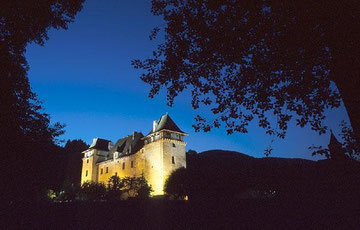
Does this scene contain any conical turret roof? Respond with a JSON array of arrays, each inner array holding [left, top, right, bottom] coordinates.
[[148, 114, 186, 135]]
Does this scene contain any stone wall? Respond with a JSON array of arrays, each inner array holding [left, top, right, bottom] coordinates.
[[97, 151, 145, 184]]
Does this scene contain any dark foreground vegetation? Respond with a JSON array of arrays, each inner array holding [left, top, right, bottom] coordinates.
[[3, 197, 359, 229], [3, 150, 360, 229], [54, 175, 152, 202]]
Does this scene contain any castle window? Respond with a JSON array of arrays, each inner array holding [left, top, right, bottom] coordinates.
[[106, 167, 108, 173], [122, 162, 125, 170], [85, 170, 88, 177], [172, 143, 176, 148], [87, 159, 89, 163], [115, 172, 118, 176], [131, 161, 134, 168], [100, 168, 103, 174], [172, 156, 175, 164]]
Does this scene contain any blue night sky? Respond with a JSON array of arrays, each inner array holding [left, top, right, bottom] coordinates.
[[25, 0, 349, 160]]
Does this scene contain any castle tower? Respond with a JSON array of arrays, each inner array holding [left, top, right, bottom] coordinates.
[[81, 138, 111, 184], [142, 114, 187, 195]]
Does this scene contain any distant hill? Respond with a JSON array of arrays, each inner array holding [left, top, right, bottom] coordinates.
[[184, 149, 359, 202], [185, 149, 319, 200], [199, 149, 314, 162], [194, 149, 316, 170], [199, 149, 254, 159]]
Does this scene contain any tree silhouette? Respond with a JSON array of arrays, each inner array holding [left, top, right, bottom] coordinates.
[[0, 0, 84, 203], [79, 181, 106, 201], [164, 167, 188, 199], [106, 175, 123, 201], [121, 175, 152, 198], [64, 139, 89, 187], [133, 0, 360, 149]]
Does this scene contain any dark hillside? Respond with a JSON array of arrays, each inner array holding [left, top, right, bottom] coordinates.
[[185, 149, 359, 203], [200, 149, 254, 159]]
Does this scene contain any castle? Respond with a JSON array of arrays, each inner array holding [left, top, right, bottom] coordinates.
[[81, 114, 187, 195]]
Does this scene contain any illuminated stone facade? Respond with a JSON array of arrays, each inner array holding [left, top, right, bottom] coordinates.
[[81, 114, 187, 195]]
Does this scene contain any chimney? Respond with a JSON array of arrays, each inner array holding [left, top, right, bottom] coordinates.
[[132, 131, 135, 140], [108, 142, 114, 150], [153, 121, 157, 132]]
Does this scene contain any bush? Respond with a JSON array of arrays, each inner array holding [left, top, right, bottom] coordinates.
[[79, 181, 106, 201], [53, 175, 152, 202], [106, 175, 123, 201], [121, 175, 153, 199]]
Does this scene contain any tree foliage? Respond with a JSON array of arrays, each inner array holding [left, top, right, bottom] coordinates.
[[133, 0, 360, 150], [78, 175, 152, 201], [0, 0, 84, 203], [339, 122, 360, 161], [311, 121, 360, 160], [79, 181, 107, 201], [121, 175, 153, 199], [106, 175, 123, 201]]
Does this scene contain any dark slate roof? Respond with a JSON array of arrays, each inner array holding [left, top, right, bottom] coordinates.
[[89, 138, 111, 151], [108, 132, 144, 158], [148, 114, 186, 135]]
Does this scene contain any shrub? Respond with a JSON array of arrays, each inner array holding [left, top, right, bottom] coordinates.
[[121, 175, 152, 199], [79, 181, 106, 201]]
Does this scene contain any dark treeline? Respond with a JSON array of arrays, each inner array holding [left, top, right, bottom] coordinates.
[[2, 138, 87, 203], [5, 149, 360, 229], [0, 0, 84, 204], [51, 139, 89, 191]]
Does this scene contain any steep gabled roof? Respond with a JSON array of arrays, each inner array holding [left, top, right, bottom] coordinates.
[[108, 132, 144, 157], [148, 114, 186, 135], [89, 138, 111, 151]]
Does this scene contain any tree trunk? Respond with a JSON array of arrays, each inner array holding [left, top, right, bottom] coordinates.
[[332, 68, 360, 146]]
